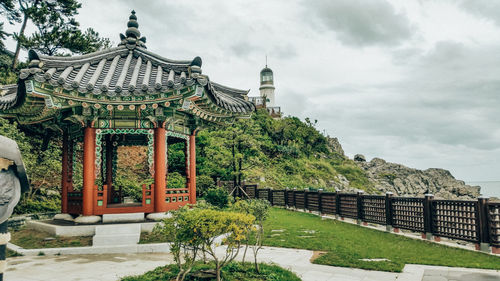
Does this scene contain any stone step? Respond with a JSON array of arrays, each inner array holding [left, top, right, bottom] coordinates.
[[94, 223, 141, 236], [93, 223, 141, 246], [102, 212, 145, 223], [92, 234, 140, 246]]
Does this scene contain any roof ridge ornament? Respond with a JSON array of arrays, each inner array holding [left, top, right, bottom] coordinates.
[[119, 10, 147, 50]]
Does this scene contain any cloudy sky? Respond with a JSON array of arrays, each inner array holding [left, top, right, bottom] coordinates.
[[3, 0, 500, 182]]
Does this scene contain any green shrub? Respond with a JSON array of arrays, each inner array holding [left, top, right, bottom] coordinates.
[[155, 207, 255, 281], [196, 174, 215, 197], [114, 177, 143, 202], [205, 187, 230, 208], [168, 171, 187, 189], [14, 198, 59, 214]]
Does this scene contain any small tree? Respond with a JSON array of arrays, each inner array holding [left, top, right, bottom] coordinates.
[[205, 187, 230, 209], [154, 208, 254, 281], [232, 199, 270, 272], [154, 207, 201, 281], [193, 209, 254, 281]]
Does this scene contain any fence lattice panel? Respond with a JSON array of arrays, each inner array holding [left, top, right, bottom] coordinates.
[[338, 194, 358, 219], [321, 192, 336, 215], [361, 195, 386, 224], [487, 203, 500, 247], [272, 190, 286, 206], [307, 192, 320, 212], [258, 189, 270, 200], [391, 197, 424, 232], [244, 185, 257, 199], [431, 200, 479, 242], [286, 190, 295, 207], [295, 191, 305, 209]]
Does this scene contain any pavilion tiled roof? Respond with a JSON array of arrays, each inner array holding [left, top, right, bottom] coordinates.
[[2, 10, 255, 114], [0, 84, 20, 111], [16, 45, 254, 113]]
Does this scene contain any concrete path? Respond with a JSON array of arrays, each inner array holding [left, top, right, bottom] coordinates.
[[5, 246, 500, 281], [5, 253, 173, 281]]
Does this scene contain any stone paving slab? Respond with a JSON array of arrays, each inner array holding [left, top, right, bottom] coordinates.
[[422, 267, 500, 281], [5, 253, 173, 281]]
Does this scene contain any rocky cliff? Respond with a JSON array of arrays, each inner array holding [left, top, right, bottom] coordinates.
[[353, 156, 480, 199]]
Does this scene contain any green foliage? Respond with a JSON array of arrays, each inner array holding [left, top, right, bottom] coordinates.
[[16, 0, 108, 56], [196, 110, 373, 193], [196, 174, 215, 198], [14, 197, 59, 214], [232, 199, 270, 225], [205, 187, 230, 209], [167, 171, 187, 189], [155, 208, 255, 281], [0, 118, 61, 214], [122, 261, 301, 281], [231, 199, 271, 270], [262, 208, 500, 272]]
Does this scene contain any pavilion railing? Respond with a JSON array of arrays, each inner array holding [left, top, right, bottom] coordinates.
[[67, 191, 83, 214], [238, 184, 500, 254]]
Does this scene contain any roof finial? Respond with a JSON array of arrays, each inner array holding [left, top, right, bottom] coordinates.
[[265, 54, 267, 68], [119, 10, 147, 49]]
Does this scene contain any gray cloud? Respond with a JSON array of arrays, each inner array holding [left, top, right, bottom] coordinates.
[[304, 0, 414, 46], [459, 0, 500, 26]]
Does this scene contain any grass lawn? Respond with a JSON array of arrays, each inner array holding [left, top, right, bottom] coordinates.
[[139, 231, 172, 244], [262, 208, 500, 272], [6, 248, 23, 258], [9, 228, 92, 249], [122, 261, 300, 281]]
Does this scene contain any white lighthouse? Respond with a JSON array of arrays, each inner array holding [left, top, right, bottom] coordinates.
[[259, 64, 275, 107]]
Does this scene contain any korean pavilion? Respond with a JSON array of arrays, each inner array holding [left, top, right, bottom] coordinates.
[[0, 11, 255, 223]]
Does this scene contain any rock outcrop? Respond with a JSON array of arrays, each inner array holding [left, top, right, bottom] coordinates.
[[356, 157, 480, 200], [326, 136, 344, 156], [354, 154, 366, 162]]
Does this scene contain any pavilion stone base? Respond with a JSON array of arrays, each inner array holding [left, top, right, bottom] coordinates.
[[27, 220, 158, 237], [102, 213, 145, 223], [53, 213, 74, 222], [146, 212, 173, 221], [75, 215, 101, 224]]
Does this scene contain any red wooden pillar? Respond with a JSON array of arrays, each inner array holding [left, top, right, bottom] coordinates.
[[105, 135, 114, 204], [189, 133, 196, 204], [61, 130, 69, 213], [154, 127, 167, 212], [82, 127, 96, 216]]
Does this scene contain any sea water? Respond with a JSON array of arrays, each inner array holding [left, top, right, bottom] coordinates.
[[466, 181, 500, 198]]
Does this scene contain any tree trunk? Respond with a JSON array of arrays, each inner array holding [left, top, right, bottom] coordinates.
[[254, 252, 260, 273], [242, 243, 248, 263], [232, 136, 237, 187], [12, 13, 28, 70], [216, 263, 221, 281]]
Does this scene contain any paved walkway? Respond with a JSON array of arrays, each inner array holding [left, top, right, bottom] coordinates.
[[5, 246, 500, 281]]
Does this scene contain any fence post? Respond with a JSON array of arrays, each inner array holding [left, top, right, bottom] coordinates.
[[423, 194, 434, 240], [293, 188, 297, 209], [385, 192, 393, 232], [318, 189, 323, 216], [357, 191, 364, 225], [304, 188, 310, 212], [216, 177, 221, 187], [335, 189, 340, 219], [285, 188, 289, 208], [268, 188, 273, 205], [477, 197, 490, 252], [255, 187, 259, 199]]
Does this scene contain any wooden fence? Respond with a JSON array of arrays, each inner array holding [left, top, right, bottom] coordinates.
[[235, 185, 500, 254]]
